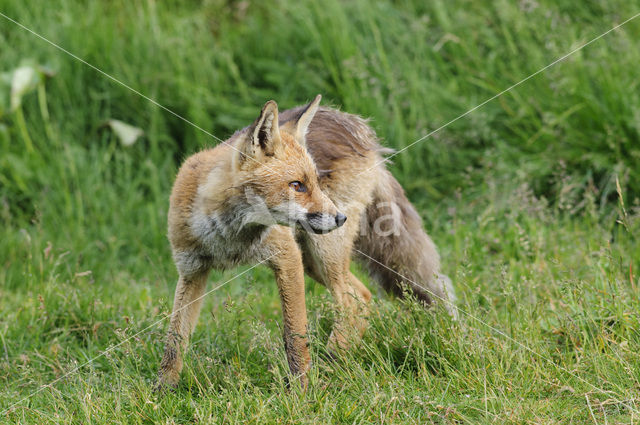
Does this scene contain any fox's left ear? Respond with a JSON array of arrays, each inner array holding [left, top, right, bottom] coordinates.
[[237, 100, 282, 169], [292, 94, 321, 148]]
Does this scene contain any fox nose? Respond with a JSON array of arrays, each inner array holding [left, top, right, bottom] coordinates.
[[335, 212, 347, 227]]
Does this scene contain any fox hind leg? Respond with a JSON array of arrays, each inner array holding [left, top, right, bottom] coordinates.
[[301, 210, 372, 354], [327, 270, 372, 352]]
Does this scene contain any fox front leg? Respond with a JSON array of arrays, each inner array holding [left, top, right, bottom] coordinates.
[[264, 227, 312, 389], [156, 269, 209, 391]]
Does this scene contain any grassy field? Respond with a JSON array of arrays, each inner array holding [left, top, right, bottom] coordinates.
[[1, 0, 639, 423]]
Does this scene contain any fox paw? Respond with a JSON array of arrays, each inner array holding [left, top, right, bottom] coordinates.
[[154, 371, 180, 394]]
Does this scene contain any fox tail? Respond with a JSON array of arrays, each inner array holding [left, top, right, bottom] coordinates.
[[355, 168, 457, 318]]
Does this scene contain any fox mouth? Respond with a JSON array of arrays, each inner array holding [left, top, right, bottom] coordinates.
[[296, 220, 333, 234], [297, 212, 346, 234]]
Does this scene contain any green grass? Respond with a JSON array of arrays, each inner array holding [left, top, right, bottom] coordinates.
[[1, 0, 639, 423]]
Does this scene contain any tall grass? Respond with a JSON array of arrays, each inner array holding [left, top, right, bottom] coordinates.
[[0, 0, 639, 423]]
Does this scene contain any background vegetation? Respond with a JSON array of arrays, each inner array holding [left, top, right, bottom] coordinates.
[[1, 0, 639, 423]]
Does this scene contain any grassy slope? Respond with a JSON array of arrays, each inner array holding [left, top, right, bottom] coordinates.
[[0, 0, 639, 423]]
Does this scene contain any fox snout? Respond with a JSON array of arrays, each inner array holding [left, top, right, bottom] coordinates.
[[304, 211, 347, 234]]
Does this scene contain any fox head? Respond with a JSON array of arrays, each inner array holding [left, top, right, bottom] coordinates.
[[232, 95, 345, 234]]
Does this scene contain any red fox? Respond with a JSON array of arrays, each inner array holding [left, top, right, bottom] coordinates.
[[157, 95, 455, 390]]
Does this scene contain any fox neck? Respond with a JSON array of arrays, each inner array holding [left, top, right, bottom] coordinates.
[[194, 186, 269, 238], [189, 196, 269, 260], [219, 196, 273, 235]]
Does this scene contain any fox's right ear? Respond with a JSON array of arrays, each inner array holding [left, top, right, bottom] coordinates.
[[292, 94, 321, 148], [236, 100, 281, 167]]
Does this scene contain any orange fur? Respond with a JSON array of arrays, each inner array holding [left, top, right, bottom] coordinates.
[[156, 96, 455, 391]]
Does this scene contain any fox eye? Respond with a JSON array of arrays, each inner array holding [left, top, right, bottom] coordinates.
[[289, 181, 307, 193]]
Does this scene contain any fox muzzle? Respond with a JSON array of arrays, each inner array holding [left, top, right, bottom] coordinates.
[[303, 212, 347, 234]]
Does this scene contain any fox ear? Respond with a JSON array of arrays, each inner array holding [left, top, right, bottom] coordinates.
[[293, 94, 321, 148], [242, 100, 281, 162]]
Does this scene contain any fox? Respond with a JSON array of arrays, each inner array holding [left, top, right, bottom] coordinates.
[[156, 95, 456, 390]]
